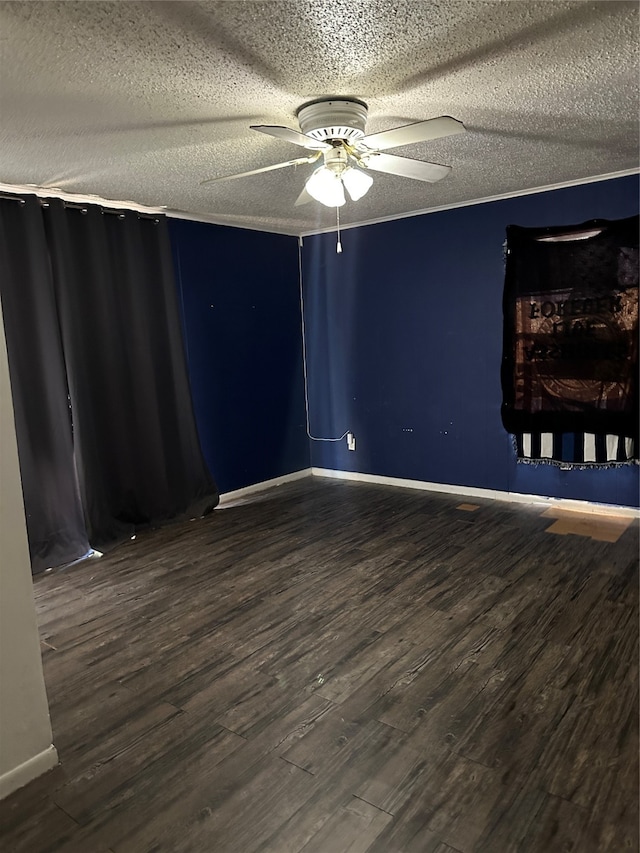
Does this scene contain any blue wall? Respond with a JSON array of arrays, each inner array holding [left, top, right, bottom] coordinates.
[[302, 175, 639, 507], [170, 219, 309, 494]]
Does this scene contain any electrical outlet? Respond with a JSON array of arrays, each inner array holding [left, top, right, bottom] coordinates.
[[347, 432, 356, 451]]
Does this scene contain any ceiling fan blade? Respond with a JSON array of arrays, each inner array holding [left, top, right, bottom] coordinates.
[[360, 116, 465, 151], [294, 186, 314, 207], [200, 155, 319, 185], [362, 152, 451, 183], [250, 125, 331, 151]]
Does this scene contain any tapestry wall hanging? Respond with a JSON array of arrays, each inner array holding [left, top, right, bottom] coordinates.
[[501, 214, 639, 467]]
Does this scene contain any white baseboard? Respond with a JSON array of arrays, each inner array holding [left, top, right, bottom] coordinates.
[[311, 467, 640, 518], [0, 744, 58, 800], [218, 468, 312, 506]]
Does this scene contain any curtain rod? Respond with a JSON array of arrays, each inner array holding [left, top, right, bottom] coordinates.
[[0, 193, 26, 205], [0, 192, 160, 220]]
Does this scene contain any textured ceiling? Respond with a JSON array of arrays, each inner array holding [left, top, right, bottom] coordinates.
[[0, 0, 638, 235]]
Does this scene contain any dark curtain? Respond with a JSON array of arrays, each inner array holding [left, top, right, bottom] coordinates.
[[0, 194, 218, 569], [0, 196, 90, 571]]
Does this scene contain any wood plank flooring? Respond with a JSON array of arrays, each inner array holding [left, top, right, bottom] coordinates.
[[1, 477, 638, 853]]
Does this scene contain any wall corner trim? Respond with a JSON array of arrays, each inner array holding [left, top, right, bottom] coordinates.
[[217, 469, 312, 506], [0, 744, 58, 800], [311, 468, 640, 517]]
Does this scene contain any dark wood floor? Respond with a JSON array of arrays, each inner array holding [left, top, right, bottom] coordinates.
[[1, 477, 638, 853]]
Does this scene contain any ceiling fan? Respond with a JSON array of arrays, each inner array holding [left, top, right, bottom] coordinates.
[[201, 98, 466, 208]]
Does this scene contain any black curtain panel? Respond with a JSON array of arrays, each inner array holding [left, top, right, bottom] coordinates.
[[43, 200, 218, 550], [0, 196, 90, 572], [0, 193, 218, 571]]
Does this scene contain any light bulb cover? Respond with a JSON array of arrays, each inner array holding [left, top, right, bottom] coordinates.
[[305, 166, 346, 207], [342, 167, 373, 201]]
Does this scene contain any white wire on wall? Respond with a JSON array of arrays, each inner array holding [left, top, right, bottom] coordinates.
[[298, 238, 349, 443]]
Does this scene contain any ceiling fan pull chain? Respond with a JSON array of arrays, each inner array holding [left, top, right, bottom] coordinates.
[[336, 206, 343, 254]]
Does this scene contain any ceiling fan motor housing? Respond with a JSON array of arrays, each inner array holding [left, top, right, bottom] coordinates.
[[297, 98, 368, 143]]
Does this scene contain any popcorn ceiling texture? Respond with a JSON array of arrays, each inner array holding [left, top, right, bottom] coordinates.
[[0, 0, 637, 234]]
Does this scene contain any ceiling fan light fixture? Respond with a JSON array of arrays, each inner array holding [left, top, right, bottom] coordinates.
[[210, 100, 464, 209], [342, 166, 373, 201], [305, 165, 346, 207]]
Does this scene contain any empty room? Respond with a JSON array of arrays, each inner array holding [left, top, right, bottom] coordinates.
[[0, 2, 638, 852]]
